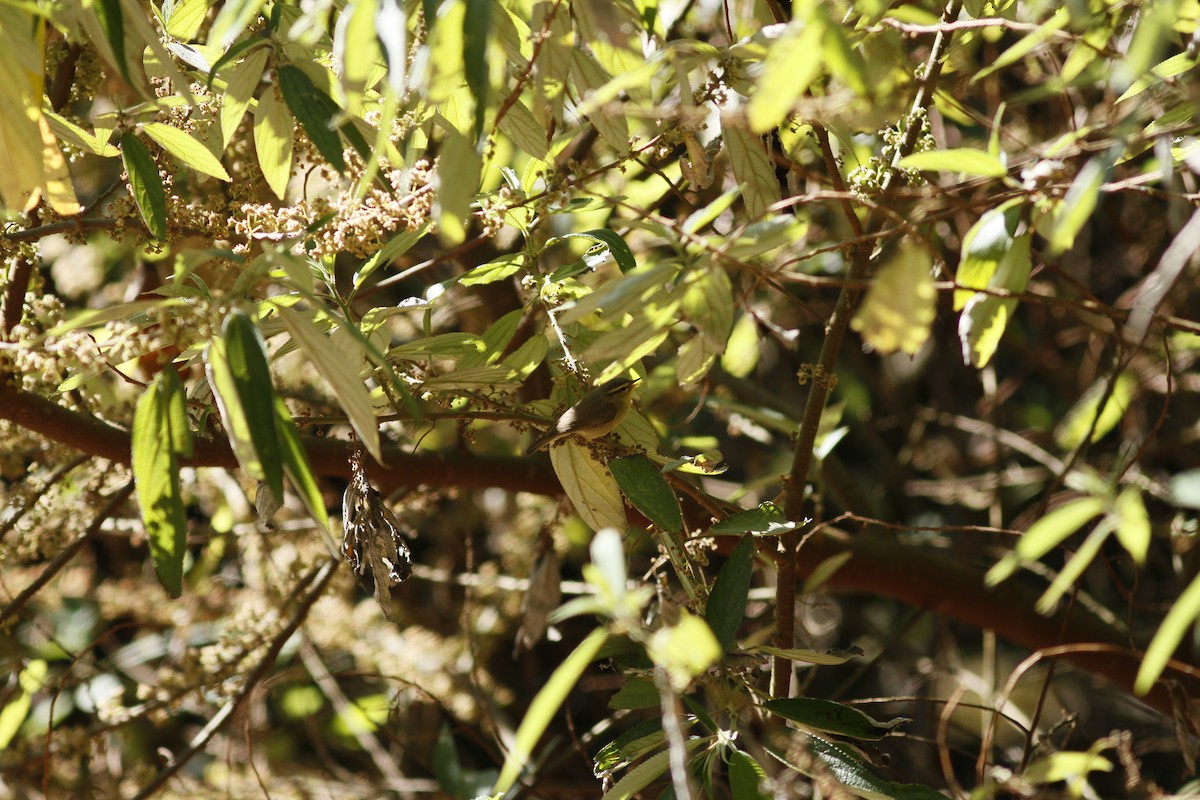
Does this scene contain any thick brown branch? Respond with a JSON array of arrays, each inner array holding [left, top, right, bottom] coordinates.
[[0, 382, 560, 496]]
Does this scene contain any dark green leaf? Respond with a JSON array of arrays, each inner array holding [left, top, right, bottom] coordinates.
[[278, 64, 347, 172], [710, 502, 804, 536], [463, 0, 490, 141], [594, 719, 665, 774], [728, 750, 770, 800], [610, 455, 683, 533], [223, 312, 283, 497], [764, 698, 907, 741], [131, 366, 192, 597], [121, 133, 168, 241], [607, 676, 659, 710], [93, 0, 129, 82], [274, 396, 329, 533], [704, 535, 754, 651], [206, 36, 268, 90], [785, 732, 950, 799], [559, 229, 638, 273]]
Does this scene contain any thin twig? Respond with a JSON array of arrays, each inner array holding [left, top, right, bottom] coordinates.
[[129, 558, 339, 800]]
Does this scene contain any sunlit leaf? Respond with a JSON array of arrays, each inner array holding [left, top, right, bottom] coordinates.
[[142, 122, 231, 182], [899, 148, 1008, 178], [273, 396, 329, 533], [1022, 751, 1113, 785], [851, 244, 936, 356], [986, 497, 1106, 585], [493, 628, 608, 795], [549, 441, 626, 531], [121, 132, 167, 241], [253, 83, 294, 201], [131, 366, 192, 597], [220, 46, 270, 146], [275, 305, 381, 463], [647, 612, 721, 690], [1055, 371, 1136, 451], [747, 18, 823, 133], [722, 114, 781, 218], [1135, 571, 1200, 694]]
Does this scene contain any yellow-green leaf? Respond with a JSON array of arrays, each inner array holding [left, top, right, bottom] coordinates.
[[647, 612, 721, 691], [748, 19, 824, 133], [1135, 571, 1200, 694], [254, 83, 294, 201], [851, 245, 936, 356], [220, 45, 269, 147], [142, 122, 231, 182], [549, 441, 626, 531], [722, 114, 781, 218], [275, 305, 381, 463], [1055, 371, 1136, 451], [132, 366, 192, 597], [121, 132, 167, 241], [899, 148, 1008, 178]]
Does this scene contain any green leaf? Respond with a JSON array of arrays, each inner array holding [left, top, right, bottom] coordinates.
[[165, 0, 207, 39], [1135, 571, 1200, 695], [779, 732, 951, 799], [221, 45, 270, 147], [721, 314, 760, 378], [277, 64, 347, 172], [206, 311, 283, 498], [558, 229, 638, 274], [436, 125, 481, 243], [711, 502, 804, 536], [609, 455, 682, 533], [595, 718, 666, 773], [1112, 486, 1149, 564], [493, 628, 608, 795], [549, 441, 627, 532], [0, 659, 46, 749], [353, 223, 431, 290], [1035, 520, 1113, 615], [121, 132, 167, 241], [728, 749, 770, 800], [955, 203, 1024, 310], [132, 366, 192, 597], [497, 98, 549, 159], [600, 738, 708, 800], [1055, 371, 1136, 451], [607, 677, 660, 710], [851, 244, 936, 356], [570, 49, 628, 150], [1022, 751, 1113, 785], [957, 233, 1031, 368], [141, 122, 231, 182], [647, 612, 721, 690], [722, 114, 781, 218], [985, 497, 1106, 585], [93, 0, 129, 82], [273, 396, 329, 533], [748, 18, 823, 133], [339, 0, 382, 113], [898, 148, 1008, 178], [765, 698, 906, 741], [253, 83, 294, 201], [1047, 149, 1118, 256], [462, 0, 490, 141], [275, 305, 381, 464], [704, 535, 754, 651]]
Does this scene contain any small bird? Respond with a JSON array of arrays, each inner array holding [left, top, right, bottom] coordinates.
[[526, 376, 640, 455]]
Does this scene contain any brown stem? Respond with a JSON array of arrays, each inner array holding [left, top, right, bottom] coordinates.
[[0, 382, 560, 495], [772, 0, 965, 698]]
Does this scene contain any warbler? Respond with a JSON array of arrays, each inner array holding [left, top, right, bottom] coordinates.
[[526, 376, 640, 454]]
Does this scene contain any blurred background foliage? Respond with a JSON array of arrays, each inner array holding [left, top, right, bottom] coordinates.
[[1, 0, 1200, 797]]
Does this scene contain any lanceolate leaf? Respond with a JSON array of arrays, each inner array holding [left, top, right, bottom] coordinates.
[[141, 122, 232, 181], [277, 64, 347, 172], [254, 83, 294, 200], [462, 0, 490, 140], [206, 312, 284, 498], [609, 455, 682, 533], [274, 395, 329, 533], [93, 0, 129, 82], [705, 535, 754, 651], [765, 698, 907, 741], [549, 441, 626, 531], [493, 628, 609, 795], [121, 132, 167, 241], [275, 305, 382, 463], [131, 366, 192, 597]]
